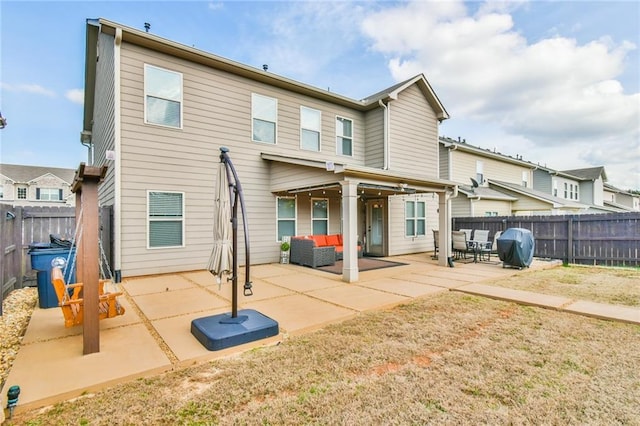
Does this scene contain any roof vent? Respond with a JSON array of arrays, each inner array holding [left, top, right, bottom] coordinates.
[[263, 64, 268, 71], [144, 22, 150, 32]]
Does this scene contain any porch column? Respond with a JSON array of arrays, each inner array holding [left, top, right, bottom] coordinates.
[[340, 181, 359, 282], [438, 190, 452, 267]]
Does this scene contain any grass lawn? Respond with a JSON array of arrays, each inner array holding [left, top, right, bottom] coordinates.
[[7, 265, 640, 425]]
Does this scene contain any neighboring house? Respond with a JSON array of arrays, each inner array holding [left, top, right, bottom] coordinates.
[[439, 137, 632, 216], [81, 18, 457, 281], [603, 183, 640, 211], [0, 164, 75, 207]]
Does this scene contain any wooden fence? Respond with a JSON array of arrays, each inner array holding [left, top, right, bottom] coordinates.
[[453, 212, 640, 267], [0, 205, 112, 312]]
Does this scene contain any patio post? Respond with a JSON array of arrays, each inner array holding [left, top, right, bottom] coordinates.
[[438, 190, 452, 267], [340, 180, 359, 282]]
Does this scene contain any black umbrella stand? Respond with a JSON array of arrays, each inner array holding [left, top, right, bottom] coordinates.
[[191, 147, 279, 351]]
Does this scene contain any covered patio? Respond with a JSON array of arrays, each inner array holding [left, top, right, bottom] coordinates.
[[262, 152, 458, 282]]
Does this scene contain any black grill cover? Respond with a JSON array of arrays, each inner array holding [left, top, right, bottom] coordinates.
[[497, 228, 535, 267]]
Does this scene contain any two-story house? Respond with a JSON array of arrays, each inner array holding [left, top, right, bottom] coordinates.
[[0, 164, 75, 207], [438, 137, 633, 216], [603, 183, 640, 211], [81, 18, 457, 282]]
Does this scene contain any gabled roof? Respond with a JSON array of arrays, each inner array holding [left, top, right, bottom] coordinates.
[[0, 164, 75, 184], [488, 179, 589, 210], [439, 137, 538, 169], [603, 200, 636, 212], [561, 166, 607, 182], [363, 74, 449, 121], [85, 19, 449, 133], [457, 185, 517, 201]]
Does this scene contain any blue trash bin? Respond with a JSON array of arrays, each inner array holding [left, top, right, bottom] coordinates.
[[29, 246, 76, 309]]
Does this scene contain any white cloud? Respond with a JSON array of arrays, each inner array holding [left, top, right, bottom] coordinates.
[[1, 82, 56, 97], [361, 0, 640, 189], [65, 88, 84, 105], [208, 2, 223, 11]]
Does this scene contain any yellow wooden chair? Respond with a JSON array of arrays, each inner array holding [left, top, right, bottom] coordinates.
[[51, 266, 125, 328]]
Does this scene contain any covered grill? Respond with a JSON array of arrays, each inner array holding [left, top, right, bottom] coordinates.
[[497, 228, 535, 269]]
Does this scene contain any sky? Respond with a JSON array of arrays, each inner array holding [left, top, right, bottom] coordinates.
[[1, 0, 639, 191]]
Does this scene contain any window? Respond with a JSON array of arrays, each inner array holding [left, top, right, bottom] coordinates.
[[574, 185, 579, 200], [553, 181, 558, 197], [144, 64, 182, 128], [37, 188, 62, 201], [485, 211, 499, 217], [569, 184, 574, 200], [252, 93, 277, 144], [148, 191, 184, 248], [17, 187, 27, 199], [301, 106, 321, 151], [277, 197, 296, 241], [405, 200, 426, 237], [522, 171, 529, 188], [336, 116, 353, 156], [311, 199, 328, 235], [564, 183, 568, 198], [476, 161, 484, 184]]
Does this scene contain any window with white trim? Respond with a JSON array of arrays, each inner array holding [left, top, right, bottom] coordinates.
[[336, 116, 353, 156], [311, 198, 328, 235], [144, 64, 182, 128], [522, 171, 529, 188], [476, 161, 484, 184], [301, 106, 321, 151], [252, 93, 277, 144], [277, 197, 296, 241], [575, 185, 579, 200], [405, 200, 426, 237], [17, 187, 26, 199], [37, 188, 62, 201], [148, 191, 184, 248], [564, 182, 568, 198]]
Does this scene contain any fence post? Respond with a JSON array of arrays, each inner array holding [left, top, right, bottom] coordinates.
[[567, 216, 574, 264]]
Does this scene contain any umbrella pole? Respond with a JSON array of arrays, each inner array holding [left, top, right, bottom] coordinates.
[[220, 147, 252, 319]]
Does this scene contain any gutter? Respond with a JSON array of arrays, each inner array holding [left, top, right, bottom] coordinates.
[[378, 100, 389, 170]]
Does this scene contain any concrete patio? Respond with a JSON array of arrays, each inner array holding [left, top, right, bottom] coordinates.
[[2, 254, 638, 417]]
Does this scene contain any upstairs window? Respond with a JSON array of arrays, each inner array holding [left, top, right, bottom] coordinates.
[[522, 171, 529, 188], [277, 197, 296, 241], [144, 64, 182, 128], [564, 182, 568, 198], [405, 200, 426, 237], [336, 116, 353, 156], [476, 161, 484, 185], [252, 93, 277, 144], [37, 188, 62, 201], [311, 198, 328, 235], [301, 106, 321, 151], [148, 191, 184, 248], [17, 187, 27, 199]]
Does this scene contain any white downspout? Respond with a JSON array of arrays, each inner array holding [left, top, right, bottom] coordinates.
[[378, 100, 389, 170], [113, 27, 123, 280]]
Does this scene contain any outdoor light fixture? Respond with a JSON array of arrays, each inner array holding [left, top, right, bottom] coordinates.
[[0, 111, 7, 129]]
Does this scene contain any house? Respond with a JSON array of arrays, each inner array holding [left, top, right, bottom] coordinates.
[[0, 164, 76, 207], [81, 18, 457, 282], [603, 183, 640, 211], [439, 137, 631, 216]]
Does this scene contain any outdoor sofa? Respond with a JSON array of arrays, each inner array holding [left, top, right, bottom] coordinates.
[[290, 234, 363, 268]]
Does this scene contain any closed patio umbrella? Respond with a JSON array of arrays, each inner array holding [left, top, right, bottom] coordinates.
[[207, 160, 233, 283]]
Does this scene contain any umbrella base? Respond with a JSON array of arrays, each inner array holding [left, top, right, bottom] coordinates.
[[191, 309, 279, 351]]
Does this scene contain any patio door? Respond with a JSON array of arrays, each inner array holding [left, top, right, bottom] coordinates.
[[366, 199, 385, 256]]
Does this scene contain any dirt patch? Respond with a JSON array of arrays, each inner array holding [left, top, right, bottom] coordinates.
[[5, 266, 640, 425]]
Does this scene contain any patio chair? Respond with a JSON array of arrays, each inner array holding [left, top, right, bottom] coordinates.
[[479, 231, 502, 262], [452, 231, 474, 261], [51, 266, 125, 328], [471, 230, 490, 261]]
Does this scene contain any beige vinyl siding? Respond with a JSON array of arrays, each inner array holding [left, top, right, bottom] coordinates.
[[451, 150, 530, 185], [438, 144, 449, 180], [451, 196, 472, 217], [118, 43, 372, 276], [269, 162, 338, 193], [472, 200, 511, 216], [387, 194, 438, 255], [94, 32, 117, 206], [364, 108, 384, 168], [292, 194, 342, 237], [388, 85, 439, 177]]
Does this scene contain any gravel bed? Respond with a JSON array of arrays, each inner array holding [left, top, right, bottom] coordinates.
[[0, 287, 38, 391]]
